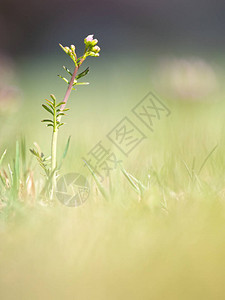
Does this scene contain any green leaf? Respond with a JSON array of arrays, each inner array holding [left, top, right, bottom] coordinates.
[[41, 119, 54, 123], [57, 123, 65, 128], [42, 104, 54, 115], [30, 149, 38, 157], [57, 113, 65, 117], [50, 94, 56, 101], [45, 99, 53, 104], [183, 160, 193, 180], [0, 170, 8, 189], [57, 75, 69, 84], [83, 159, 109, 201], [50, 94, 56, 106], [121, 167, 140, 194], [30, 145, 50, 178], [46, 103, 54, 110], [58, 136, 71, 169], [76, 67, 90, 80], [0, 149, 7, 167], [74, 82, 89, 86], [63, 66, 72, 76], [56, 102, 66, 107], [198, 144, 218, 175], [12, 141, 20, 198], [20, 137, 27, 180]]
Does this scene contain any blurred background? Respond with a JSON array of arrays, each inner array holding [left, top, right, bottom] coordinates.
[[1, 0, 225, 56], [2, 2, 225, 299], [1, 0, 225, 146]]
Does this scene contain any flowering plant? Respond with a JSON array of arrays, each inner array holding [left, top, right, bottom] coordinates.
[[30, 34, 100, 200]]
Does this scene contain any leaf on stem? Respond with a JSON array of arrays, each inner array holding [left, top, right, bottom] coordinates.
[[42, 104, 54, 115], [76, 67, 90, 80], [63, 66, 72, 76]]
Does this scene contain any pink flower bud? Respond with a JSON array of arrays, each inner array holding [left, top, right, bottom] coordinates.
[[85, 34, 94, 42]]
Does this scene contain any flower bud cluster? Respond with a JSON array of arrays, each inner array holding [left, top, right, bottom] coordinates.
[[84, 34, 101, 57], [59, 34, 100, 65]]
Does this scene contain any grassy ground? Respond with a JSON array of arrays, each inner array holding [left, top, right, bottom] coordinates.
[[0, 54, 225, 299]]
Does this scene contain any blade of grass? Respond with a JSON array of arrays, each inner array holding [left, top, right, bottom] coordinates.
[[83, 159, 109, 201], [198, 144, 218, 175], [20, 136, 27, 181], [182, 160, 193, 180], [120, 167, 140, 194], [58, 136, 71, 169], [0, 149, 7, 167]]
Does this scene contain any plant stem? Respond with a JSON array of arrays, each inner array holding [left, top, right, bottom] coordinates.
[[51, 130, 58, 190], [50, 58, 84, 198], [61, 58, 84, 112]]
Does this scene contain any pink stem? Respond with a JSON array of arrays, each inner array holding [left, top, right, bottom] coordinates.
[[60, 58, 84, 112]]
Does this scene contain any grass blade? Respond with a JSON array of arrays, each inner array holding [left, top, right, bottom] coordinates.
[[198, 144, 218, 175], [58, 136, 71, 169], [120, 167, 140, 194], [0, 149, 7, 167], [83, 159, 109, 201]]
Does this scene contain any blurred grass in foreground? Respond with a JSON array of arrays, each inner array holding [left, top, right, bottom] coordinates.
[[0, 54, 225, 299]]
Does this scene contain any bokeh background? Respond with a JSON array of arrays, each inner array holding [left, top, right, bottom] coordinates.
[[1, 1, 225, 299], [1, 0, 225, 56], [1, 0, 225, 156]]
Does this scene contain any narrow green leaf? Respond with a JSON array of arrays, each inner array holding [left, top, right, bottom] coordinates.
[[42, 104, 54, 115], [121, 169, 140, 194], [128, 172, 147, 190], [74, 82, 89, 86], [0, 171, 7, 188], [58, 136, 71, 169], [41, 119, 54, 123], [182, 160, 193, 180], [57, 113, 65, 117], [12, 141, 20, 198], [30, 149, 38, 157], [50, 94, 56, 102], [57, 75, 69, 84], [46, 103, 54, 110], [20, 137, 27, 182], [63, 66, 72, 76], [56, 102, 66, 107], [0, 149, 7, 167], [45, 99, 53, 105], [76, 67, 90, 80], [83, 159, 109, 201], [198, 145, 218, 175]]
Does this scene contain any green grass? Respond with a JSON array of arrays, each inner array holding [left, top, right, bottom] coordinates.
[[0, 55, 225, 299]]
